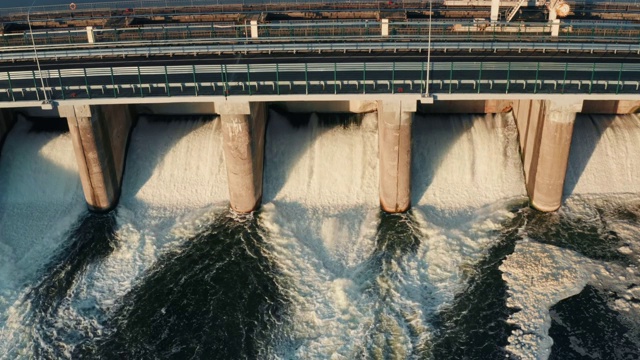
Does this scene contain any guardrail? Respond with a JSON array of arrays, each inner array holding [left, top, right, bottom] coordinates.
[[1, 61, 638, 103], [3, 40, 640, 63], [2, 20, 640, 51]]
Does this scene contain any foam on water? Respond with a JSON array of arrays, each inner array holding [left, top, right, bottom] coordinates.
[[60, 116, 229, 337], [501, 113, 640, 360], [0, 118, 85, 355], [260, 111, 527, 358], [502, 210, 640, 360], [1, 116, 231, 355]]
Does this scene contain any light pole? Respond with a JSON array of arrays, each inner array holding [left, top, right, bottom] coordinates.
[[424, 0, 432, 98], [27, 0, 52, 108]]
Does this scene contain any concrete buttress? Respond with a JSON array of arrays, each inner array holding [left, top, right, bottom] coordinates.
[[217, 102, 267, 213], [60, 105, 135, 211], [377, 100, 414, 213], [514, 99, 581, 212]]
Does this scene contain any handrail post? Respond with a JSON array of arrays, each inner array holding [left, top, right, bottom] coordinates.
[[83, 67, 91, 99], [561, 62, 568, 93], [616, 62, 624, 94], [164, 65, 170, 96], [506, 62, 511, 93], [276, 63, 280, 95], [137, 66, 143, 97], [192, 64, 198, 96], [534, 62, 540, 94], [7, 72, 14, 101], [57, 69, 64, 100], [110, 67, 116, 98]]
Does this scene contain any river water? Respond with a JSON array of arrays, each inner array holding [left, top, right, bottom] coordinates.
[[0, 110, 639, 359]]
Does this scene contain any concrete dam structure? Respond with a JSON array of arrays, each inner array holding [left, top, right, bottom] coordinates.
[[1, 97, 638, 214], [1, 0, 640, 213]]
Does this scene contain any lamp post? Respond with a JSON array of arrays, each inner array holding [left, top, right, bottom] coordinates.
[[424, 0, 432, 98], [27, 0, 52, 109]]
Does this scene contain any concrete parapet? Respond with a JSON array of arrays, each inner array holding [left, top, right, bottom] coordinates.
[[60, 105, 135, 211], [513, 99, 580, 212], [581, 100, 640, 114], [0, 109, 15, 153], [377, 100, 414, 213], [217, 101, 267, 213]]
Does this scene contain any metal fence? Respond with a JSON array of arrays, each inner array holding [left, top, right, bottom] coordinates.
[[1, 61, 638, 102], [2, 20, 640, 49]]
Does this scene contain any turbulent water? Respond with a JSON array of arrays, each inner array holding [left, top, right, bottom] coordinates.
[[0, 110, 639, 359]]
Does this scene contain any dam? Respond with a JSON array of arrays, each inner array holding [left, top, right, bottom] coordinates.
[[1, 1, 640, 359]]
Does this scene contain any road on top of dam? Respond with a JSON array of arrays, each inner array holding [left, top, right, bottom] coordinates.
[[1, 49, 640, 72]]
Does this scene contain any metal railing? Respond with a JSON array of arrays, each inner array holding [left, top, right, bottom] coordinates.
[[0, 61, 638, 103], [2, 20, 640, 50]]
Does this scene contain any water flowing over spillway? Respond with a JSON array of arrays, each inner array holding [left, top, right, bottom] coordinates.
[[0, 111, 639, 359]]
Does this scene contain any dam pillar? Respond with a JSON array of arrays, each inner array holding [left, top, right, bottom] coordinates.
[[377, 100, 414, 213], [60, 105, 135, 212], [217, 102, 267, 213], [0, 109, 15, 151], [514, 99, 582, 212]]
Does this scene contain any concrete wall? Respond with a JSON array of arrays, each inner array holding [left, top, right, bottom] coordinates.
[[420, 99, 515, 114], [377, 100, 414, 213], [512, 99, 580, 212], [581, 100, 640, 114], [61, 105, 135, 211], [218, 102, 267, 213], [272, 100, 377, 114], [0, 109, 15, 154]]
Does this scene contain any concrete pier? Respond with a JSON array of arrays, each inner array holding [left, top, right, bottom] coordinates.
[[514, 99, 581, 212], [60, 105, 135, 212], [377, 100, 414, 213], [217, 102, 267, 213], [0, 109, 15, 152]]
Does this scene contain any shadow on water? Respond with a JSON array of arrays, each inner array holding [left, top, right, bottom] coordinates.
[[28, 211, 119, 359], [429, 206, 525, 360], [563, 114, 613, 200], [549, 285, 639, 360], [74, 211, 289, 359], [263, 107, 366, 203]]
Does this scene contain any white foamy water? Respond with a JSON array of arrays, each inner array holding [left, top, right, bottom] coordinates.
[[412, 113, 527, 212], [500, 114, 640, 360], [0, 118, 85, 354], [65, 116, 229, 324], [565, 114, 640, 197], [261, 111, 526, 358], [502, 206, 640, 360], [0, 118, 227, 357], [263, 112, 379, 208]]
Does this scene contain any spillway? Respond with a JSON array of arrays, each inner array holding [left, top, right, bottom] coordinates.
[[0, 110, 639, 359]]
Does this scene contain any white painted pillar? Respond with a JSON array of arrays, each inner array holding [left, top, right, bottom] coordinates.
[[86, 26, 95, 44], [250, 20, 258, 39], [490, 0, 500, 22], [381, 19, 389, 37], [549, 8, 560, 37]]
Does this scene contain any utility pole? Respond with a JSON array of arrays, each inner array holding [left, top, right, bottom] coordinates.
[[27, 0, 53, 109], [425, 0, 432, 98]]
